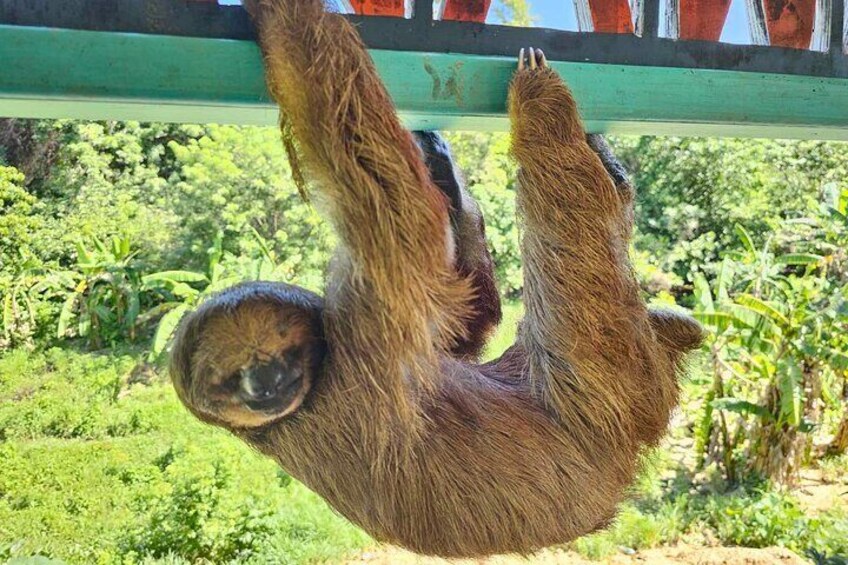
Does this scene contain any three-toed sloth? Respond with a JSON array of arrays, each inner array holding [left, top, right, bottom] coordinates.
[[170, 0, 703, 557]]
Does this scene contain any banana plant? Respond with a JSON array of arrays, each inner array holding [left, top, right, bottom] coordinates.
[[692, 257, 752, 482], [52, 235, 143, 349], [691, 218, 846, 484], [0, 253, 45, 349], [141, 232, 232, 360], [143, 228, 294, 361]]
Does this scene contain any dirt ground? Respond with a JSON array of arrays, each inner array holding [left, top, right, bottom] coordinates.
[[346, 545, 806, 565], [794, 468, 848, 513]]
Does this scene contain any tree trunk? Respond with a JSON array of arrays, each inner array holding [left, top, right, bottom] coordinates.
[[828, 411, 848, 455], [0, 119, 61, 188], [749, 384, 802, 485], [749, 362, 821, 485], [827, 375, 848, 456]]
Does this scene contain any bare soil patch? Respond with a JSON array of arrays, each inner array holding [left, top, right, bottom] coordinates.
[[346, 545, 806, 565]]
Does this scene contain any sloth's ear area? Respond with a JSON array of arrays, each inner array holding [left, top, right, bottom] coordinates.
[[169, 281, 325, 429], [648, 308, 705, 356]]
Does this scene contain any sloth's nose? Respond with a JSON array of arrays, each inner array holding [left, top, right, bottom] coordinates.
[[240, 360, 285, 401]]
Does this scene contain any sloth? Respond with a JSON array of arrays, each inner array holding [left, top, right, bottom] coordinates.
[[169, 0, 704, 557]]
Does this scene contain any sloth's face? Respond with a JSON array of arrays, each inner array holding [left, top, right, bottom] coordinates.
[[170, 282, 325, 429]]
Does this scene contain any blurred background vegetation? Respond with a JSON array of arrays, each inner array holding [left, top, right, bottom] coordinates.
[[1, 114, 847, 564]]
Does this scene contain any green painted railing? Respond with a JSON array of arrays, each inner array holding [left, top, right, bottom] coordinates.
[[2, 24, 848, 139]]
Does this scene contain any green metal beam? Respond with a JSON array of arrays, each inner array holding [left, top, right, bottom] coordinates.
[[2, 25, 848, 139]]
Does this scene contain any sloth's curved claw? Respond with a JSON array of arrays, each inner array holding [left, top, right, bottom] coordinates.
[[518, 48, 548, 72]]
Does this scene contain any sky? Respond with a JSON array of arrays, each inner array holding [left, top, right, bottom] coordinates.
[[219, 0, 751, 43]]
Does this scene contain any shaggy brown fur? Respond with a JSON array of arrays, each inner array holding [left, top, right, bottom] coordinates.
[[169, 0, 704, 557]]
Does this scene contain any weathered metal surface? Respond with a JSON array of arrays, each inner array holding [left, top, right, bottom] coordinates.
[[1, 0, 846, 136], [832, 0, 847, 50], [439, 0, 491, 22], [674, 0, 733, 41], [2, 24, 848, 139], [1, 0, 845, 77], [762, 0, 816, 49]]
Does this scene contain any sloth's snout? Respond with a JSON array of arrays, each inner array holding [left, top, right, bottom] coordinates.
[[241, 362, 281, 400], [240, 359, 303, 411]]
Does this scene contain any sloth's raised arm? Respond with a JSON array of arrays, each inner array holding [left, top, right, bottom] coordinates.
[[584, 134, 704, 362], [508, 54, 684, 445], [244, 0, 469, 348]]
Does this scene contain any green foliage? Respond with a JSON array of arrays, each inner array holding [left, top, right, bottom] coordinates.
[[572, 468, 848, 560], [0, 166, 39, 264], [141, 233, 229, 360], [120, 458, 276, 562], [0, 348, 154, 441], [1, 121, 192, 352], [0, 261, 49, 350], [0, 349, 370, 564], [164, 125, 334, 276], [484, 301, 523, 360], [693, 197, 848, 484], [27, 121, 185, 267], [1, 121, 337, 354], [0, 166, 48, 348], [613, 137, 848, 287], [710, 397, 773, 421], [699, 489, 848, 554], [50, 235, 145, 349], [492, 0, 537, 25], [6, 120, 842, 351], [703, 490, 808, 547]]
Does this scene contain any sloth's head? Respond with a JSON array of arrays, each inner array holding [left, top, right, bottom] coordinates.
[[169, 282, 325, 429]]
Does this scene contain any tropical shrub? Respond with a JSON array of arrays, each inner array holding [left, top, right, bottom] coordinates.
[[693, 189, 848, 484]]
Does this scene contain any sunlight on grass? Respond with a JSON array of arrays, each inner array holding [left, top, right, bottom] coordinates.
[[0, 349, 370, 563], [483, 301, 524, 362]]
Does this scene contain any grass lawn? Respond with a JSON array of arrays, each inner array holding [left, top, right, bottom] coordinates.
[[0, 347, 369, 564]]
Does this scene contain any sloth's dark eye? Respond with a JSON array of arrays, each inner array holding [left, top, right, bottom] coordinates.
[[217, 372, 241, 394], [282, 346, 303, 366]]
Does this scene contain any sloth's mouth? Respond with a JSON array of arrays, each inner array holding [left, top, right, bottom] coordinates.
[[245, 375, 305, 413]]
